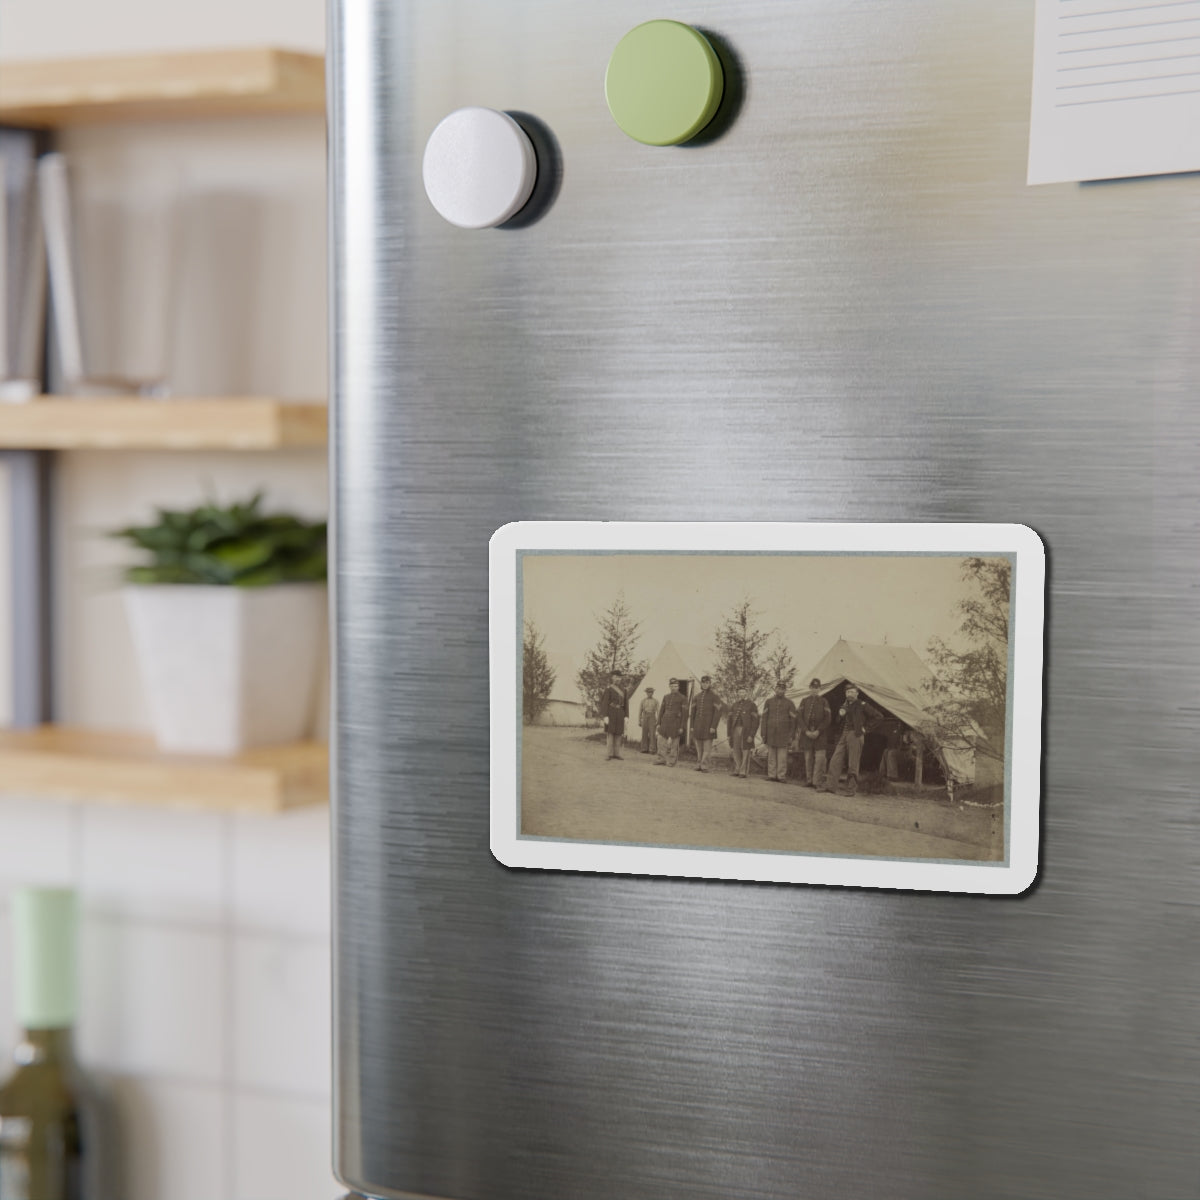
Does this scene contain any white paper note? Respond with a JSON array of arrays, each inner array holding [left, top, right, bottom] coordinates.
[[1028, 0, 1200, 184]]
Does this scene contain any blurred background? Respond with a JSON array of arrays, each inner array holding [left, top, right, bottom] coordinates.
[[0, 1, 335, 1197]]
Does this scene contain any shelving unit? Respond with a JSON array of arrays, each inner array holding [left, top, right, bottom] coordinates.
[[0, 48, 325, 126], [1, 49, 330, 811], [0, 726, 327, 812], [0, 397, 328, 450]]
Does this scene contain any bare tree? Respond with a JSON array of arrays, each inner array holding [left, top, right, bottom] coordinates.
[[712, 598, 773, 701], [523, 620, 556, 725], [576, 592, 647, 714], [924, 557, 1011, 761]]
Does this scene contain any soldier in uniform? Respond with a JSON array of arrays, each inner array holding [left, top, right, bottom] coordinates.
[[689, 674, 724, 773], [822, 684, 882, 796], [760, 680, 797, 782], [637, 686, 659, 753], [725, 686, 759, 778], [883, 720, 906, 780], [654, 678, 687, 767], [599, 671, 629, 761], [797, 677, 831, 788], [905, 728, 926, 787]]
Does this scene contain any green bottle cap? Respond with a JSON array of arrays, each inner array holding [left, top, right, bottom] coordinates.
[[605, 20, 724, 146], [12, 887, 78, 1029]]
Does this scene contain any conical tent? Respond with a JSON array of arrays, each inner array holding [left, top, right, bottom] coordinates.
[[634, 639, 718, 744], [789, 639, 982, 784]]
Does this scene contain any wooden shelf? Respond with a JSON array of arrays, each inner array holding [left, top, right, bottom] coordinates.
[[0, 397, 327, 450], [0, 48, 325, 127], [0, 726, 327, 813]]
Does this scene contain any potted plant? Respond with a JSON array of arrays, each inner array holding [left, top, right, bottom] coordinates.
[[112, 494, 327, 755]]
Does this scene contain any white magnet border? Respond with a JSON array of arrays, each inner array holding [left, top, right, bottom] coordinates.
[[490, 521, 1045, 896]]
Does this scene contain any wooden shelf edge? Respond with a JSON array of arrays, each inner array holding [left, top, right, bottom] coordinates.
[[0, 726, 328, 813], [0, 397, 328, 451], [0, 48, 325, 127]]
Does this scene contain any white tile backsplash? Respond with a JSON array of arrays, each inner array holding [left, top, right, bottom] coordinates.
[[0, 796, 78, 886], [81, 804, 225, 924], [233, 934, 330, 1098], [232, 1093, 338, 1200], [0, 785, 334, 1200], [232, 804, 330, 936], [107, 1076, 226, 1200], [0, 908, 12, 1061], [0, 803, 334, 1197], [78, 916, 225, 1082]]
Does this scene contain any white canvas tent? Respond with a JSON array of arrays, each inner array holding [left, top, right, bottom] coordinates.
[[531, 651, 589, 726], [633, 639, 719, 745], [789, 639, 984, 784]]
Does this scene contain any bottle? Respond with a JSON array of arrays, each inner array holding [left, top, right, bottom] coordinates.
[[0, 888, 89, 1200]]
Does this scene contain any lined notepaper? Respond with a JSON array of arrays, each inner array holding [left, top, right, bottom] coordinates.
[[1028, 0, 1200, 183]]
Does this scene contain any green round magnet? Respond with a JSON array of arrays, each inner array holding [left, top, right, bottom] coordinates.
[[605, 20, 724, 146]]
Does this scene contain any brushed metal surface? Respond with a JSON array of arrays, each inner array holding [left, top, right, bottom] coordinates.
[[330, 2, 1200, 1197]]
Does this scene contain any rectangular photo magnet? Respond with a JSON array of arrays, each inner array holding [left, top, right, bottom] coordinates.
[[490, 522, 1045, 894]]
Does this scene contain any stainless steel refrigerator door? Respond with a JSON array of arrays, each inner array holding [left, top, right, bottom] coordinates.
[[329, 2, 1200, 1197]]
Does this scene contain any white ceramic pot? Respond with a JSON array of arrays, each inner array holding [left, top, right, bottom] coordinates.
[[124, 583, 326, 755]]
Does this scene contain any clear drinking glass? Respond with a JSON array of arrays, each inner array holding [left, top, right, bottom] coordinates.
[[0, 138, 47, 401], [41, 151, 182, 397]]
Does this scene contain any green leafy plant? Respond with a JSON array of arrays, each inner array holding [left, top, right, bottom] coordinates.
[[112, 494, 327, 587]]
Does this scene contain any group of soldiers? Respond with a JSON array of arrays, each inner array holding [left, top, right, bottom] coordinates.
[[597, 670, 890, 798]]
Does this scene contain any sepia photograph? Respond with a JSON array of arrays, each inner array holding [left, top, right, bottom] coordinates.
[[491, 523, 1044, 893]]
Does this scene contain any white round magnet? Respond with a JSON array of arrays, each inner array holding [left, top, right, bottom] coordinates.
[[422, 107, 538, 229]]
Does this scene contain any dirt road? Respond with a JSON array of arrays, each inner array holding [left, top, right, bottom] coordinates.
[[521, 727, 1002, 861]]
